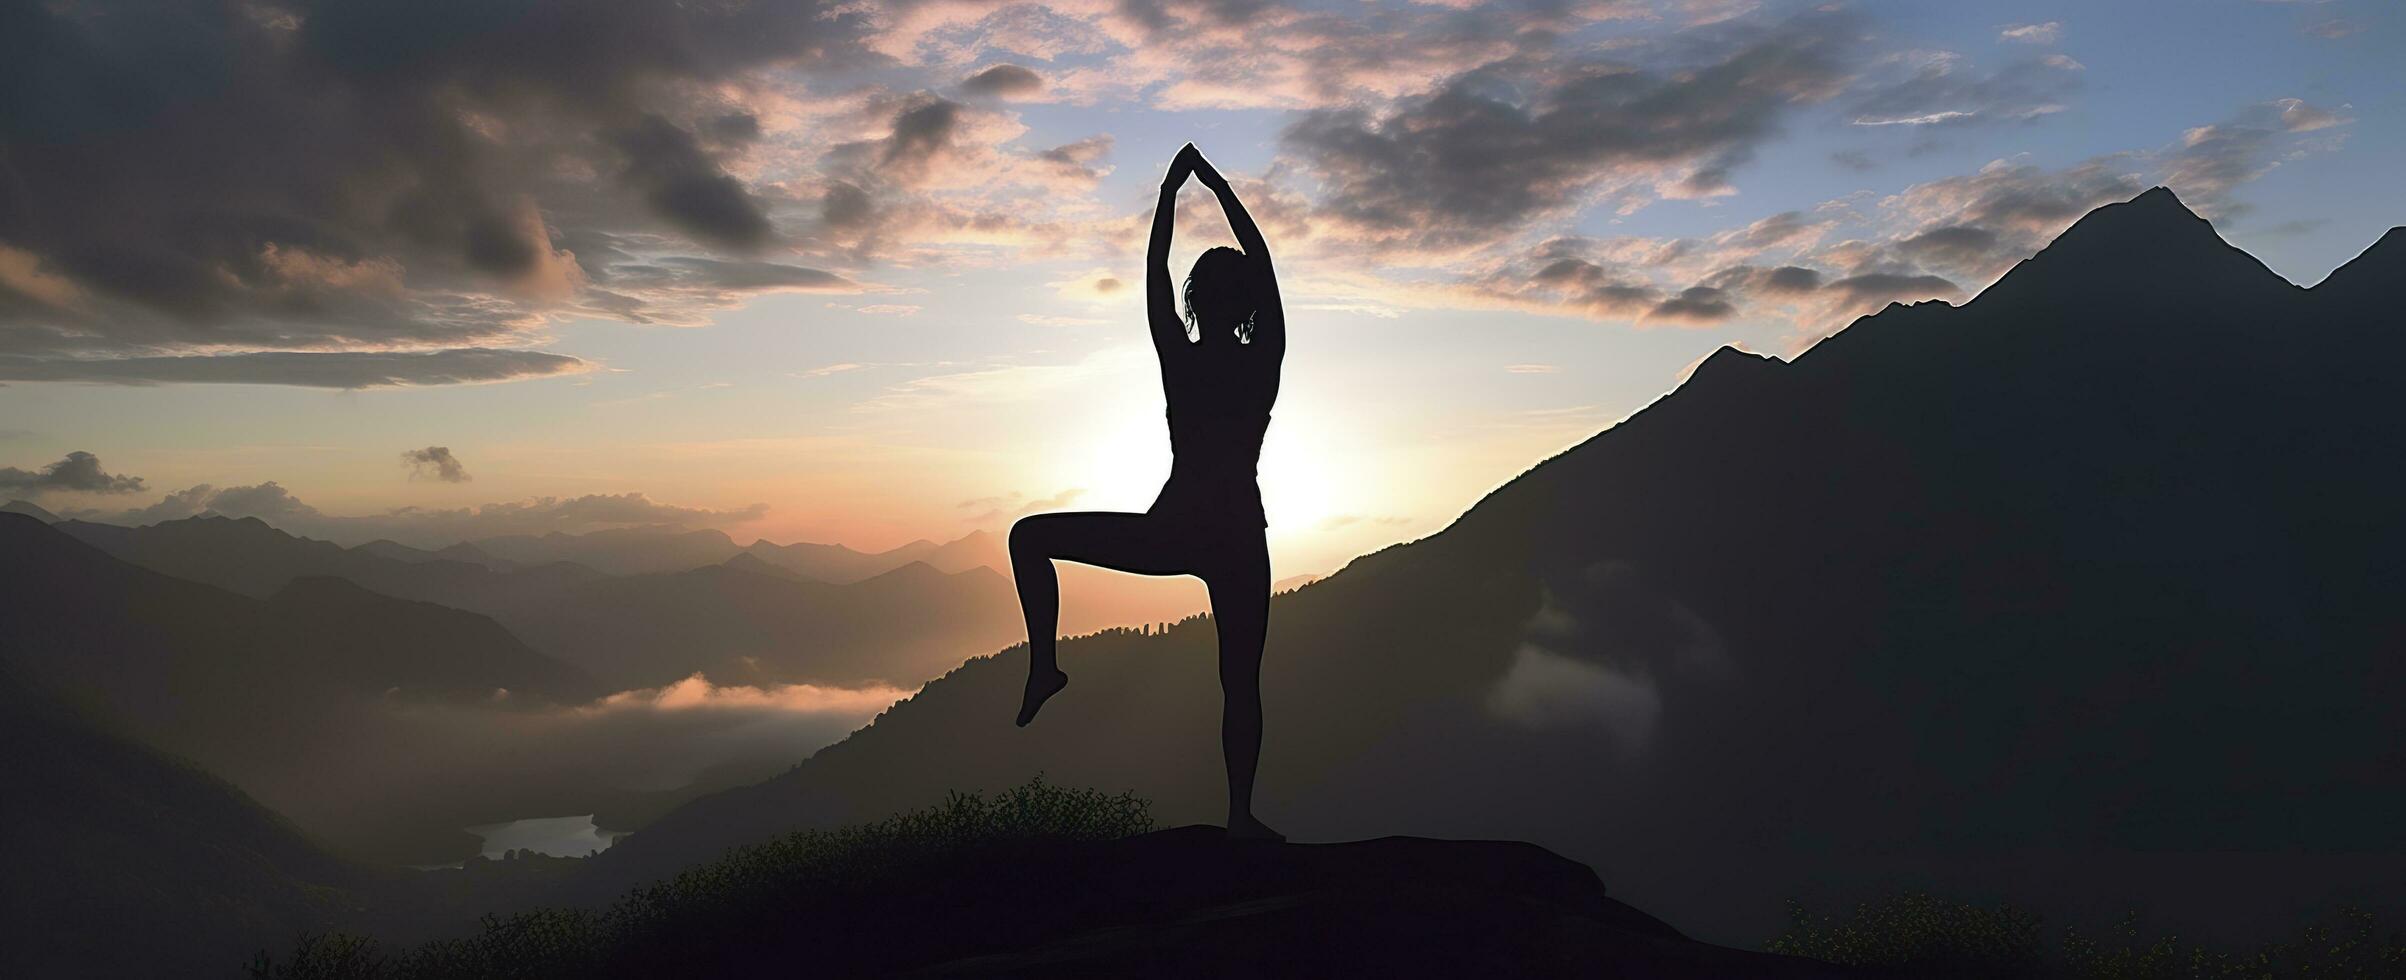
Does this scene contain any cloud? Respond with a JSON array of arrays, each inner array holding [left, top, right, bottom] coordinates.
[[0, 451, 145, 495], [613, 258, 857, 293], [2159, 99, 2351, 215], [959, 63, 1046, 99], [1504, 363, 1561, 374], [1825, 272, 1961, 304], [0, 349, 591, 388], [1467, 245, 1665, 320], [1996, 22, 2063, 44], [577, 673, 907, 716], [1878, 157, 2148, 237], [0, 0, 880, 383], [579, 256, 867, 325], [206, 481, 321, 520], [1, 0, 2352, 390], [1487, 562, 1730, 756], [1711, 211, 1834, 254], [1894, 224, 2003, 272], [1763, 265, 1824, 293], [1846, 51, 2080, 128], [1644, 286, 1737, 325], [322, 674, 901, 842], [809, 91, 1119, 256], [794, 362, 867, 379], [402, 447, 472, 483], [1051, 269, 1133, 302], [1487, 644, 1663, 750], [1034, 136, 1117, 185], [73, 480, 329, 525], [2269, 98, 2347, 133], [1377, 107, 2301, 335], [1278, 12, 1855, 251], [609, 116, 775, 250]]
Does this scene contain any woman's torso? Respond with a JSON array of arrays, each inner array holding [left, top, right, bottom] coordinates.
[[1151, 345, 1279, 528]]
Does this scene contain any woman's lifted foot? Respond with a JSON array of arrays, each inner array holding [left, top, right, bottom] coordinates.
[[1016, 668, 1069, 727], [1225, 813, 1285, 843]]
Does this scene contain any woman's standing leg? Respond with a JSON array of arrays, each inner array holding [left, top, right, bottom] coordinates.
[[1204, 537, 1281, 840], [1008, 511, 1187, 726]]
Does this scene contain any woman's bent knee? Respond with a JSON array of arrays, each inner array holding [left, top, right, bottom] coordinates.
[[1008, 515, 1050, 560]]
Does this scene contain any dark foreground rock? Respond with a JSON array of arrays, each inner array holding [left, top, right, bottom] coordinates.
[[696, 826, 1860, 978]]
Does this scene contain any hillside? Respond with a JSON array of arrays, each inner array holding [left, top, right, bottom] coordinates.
[[0, 668, 370, 979], [586, 189, 2406, 944]]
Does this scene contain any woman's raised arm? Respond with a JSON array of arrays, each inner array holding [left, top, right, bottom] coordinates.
[[1147, 145, 1201, 354]]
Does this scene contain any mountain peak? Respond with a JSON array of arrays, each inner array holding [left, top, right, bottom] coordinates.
[[2050, 186, 2214, 249], [1973, 186, 2291, 310], [2127, 184, 2186, 211], [1689, 346, 1779, 386]]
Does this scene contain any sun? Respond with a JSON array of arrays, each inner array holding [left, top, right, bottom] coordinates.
[[1066, 409, 1175, 513], [1257, 422, 1340, 535], [1056, 397, 1341, 535]]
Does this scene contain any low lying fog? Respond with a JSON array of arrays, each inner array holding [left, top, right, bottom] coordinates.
[[231, 675, 914, 863]]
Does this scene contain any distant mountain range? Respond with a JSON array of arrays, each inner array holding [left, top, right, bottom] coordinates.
[[743, 534, 945, 582], [472, 525, 754, 576], [509, 556, 1021, 688], [47, 514, 1023, 688], [50, 513, 608, 606], [476, 523, 1215, 637], [1, 513, 595, 716], [41, 509, 1229, 685], [465, 523, 1001, 581], [586, 189, 2406, 945]]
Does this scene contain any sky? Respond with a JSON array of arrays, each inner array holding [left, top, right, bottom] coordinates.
[[1, 0, 2399, 579]]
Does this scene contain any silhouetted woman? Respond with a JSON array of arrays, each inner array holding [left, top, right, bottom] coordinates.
[[1009, 142, 1286, 842]]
